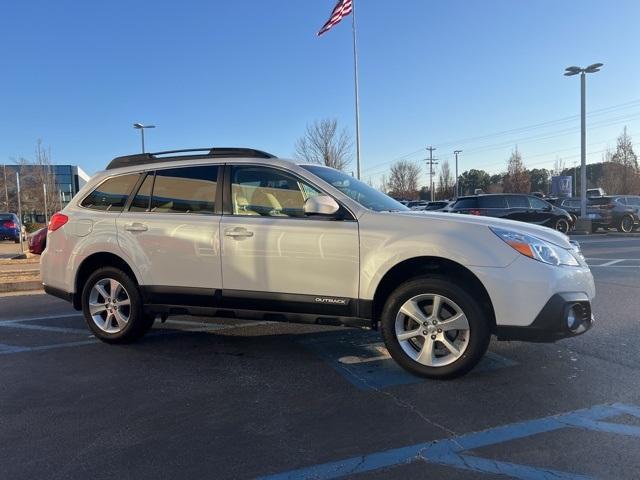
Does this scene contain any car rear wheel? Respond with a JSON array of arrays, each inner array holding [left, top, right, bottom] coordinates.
[[554, 218, 570, 234], [381, 276, 491, 379], [81, 267, 154, 344], [618, 215, 634, 233]]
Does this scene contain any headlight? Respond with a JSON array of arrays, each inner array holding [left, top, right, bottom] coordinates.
[[490, 227, 580, 267]]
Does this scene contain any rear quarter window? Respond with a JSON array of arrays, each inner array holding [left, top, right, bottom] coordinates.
[[452, 198, 478, 209], [80, 174, 140, 212]]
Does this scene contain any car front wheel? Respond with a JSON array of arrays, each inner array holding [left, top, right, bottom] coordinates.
[[81, 267, 154, 344], [381, 276, 491, 379]]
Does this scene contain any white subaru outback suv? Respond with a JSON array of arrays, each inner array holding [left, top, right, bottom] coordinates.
[[41, 148, 595, 379]]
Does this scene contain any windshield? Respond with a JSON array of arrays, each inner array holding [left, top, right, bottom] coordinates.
[[301, 165, 409, 212]]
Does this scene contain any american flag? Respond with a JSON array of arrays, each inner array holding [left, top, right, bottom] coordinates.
[[317, 0, 353, 36]]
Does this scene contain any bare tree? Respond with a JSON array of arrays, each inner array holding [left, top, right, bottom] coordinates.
[[610, 127, 639, 194], [503, 147, 530, 193], [6, 139, 60, 224], [387, 160, 420, 199], [379, 174, 390, 194], [295, 119, 352, 171], [437, 160, 454, 199]]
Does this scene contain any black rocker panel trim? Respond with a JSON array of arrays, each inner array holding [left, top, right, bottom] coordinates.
[[139, 286, 372, 319]]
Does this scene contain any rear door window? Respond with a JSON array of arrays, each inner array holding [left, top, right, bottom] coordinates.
[[506, 196, 530, 208], [627, 196, 640, 207], [478, 196, 507, 208], [529, 197, 550, 210], [149, 166, 218, 214], [81, 174, 140, 212]]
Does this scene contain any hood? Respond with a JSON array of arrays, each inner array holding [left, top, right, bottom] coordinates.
[[394, 211, 572, 248]]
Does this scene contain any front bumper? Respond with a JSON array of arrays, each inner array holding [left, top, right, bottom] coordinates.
[[495, 292, 593, 342]]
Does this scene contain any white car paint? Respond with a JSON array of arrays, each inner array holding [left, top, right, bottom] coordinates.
[[41, 156, 595, 333]]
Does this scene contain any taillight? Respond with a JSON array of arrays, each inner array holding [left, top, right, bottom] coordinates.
[[2, 220, 16, 228], [469, 209, 482, 216], [48, 213, 69, 232]]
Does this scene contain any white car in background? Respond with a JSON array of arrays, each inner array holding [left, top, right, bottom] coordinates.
[[41, 148, 595, 378]]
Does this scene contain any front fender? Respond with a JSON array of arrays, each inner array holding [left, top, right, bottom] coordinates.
[[358, 212, 518, 300]]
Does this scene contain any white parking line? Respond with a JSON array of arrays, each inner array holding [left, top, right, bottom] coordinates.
[[0, 313, 82, 324], [599, 259, 625, 267]]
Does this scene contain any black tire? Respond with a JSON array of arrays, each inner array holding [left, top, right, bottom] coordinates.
[[591, 224, 599, 234], [81, 266, 154, 344], [554, 217, 570, 234], [380, 275, 491, 379], [618, 215, 634, 233], [14, 238, 19, 244]]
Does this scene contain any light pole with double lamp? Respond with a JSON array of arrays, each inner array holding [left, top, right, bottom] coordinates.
[[564, 63, 603, 222], [133, 123, 156, 153]]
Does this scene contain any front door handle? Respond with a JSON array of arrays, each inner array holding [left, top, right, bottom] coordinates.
[[124, 223, 148, 232], [224, 227, 254, 238]]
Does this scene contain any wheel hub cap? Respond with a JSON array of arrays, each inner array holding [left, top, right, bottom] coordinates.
[[88, 278, 131, 334], [394, 293, 471, 367]]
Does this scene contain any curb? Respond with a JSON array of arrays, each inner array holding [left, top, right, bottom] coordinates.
[[0, 280, 43, 293]]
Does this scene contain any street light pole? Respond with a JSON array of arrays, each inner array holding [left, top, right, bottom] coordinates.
[[454, 150, 462, 198], [133, 123, 156, 153], [2, 164, 8, 210], [564, 63, 603, 219]]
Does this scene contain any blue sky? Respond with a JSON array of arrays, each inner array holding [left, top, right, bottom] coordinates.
[[1, 0, 639, 185]]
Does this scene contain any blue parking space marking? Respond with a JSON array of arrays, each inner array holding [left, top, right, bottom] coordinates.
[[299, 330, 517, 390], [258, 403, 640, 480]]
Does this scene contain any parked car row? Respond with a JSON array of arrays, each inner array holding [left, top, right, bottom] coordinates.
[[448, 194, 573, 233], [397, 193, 640, 234]]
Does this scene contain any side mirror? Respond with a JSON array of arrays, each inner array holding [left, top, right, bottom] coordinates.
[[544, 205, 553, 211], [304, 195, 340, 216]]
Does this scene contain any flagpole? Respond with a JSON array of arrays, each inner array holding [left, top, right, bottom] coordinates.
[[351, 0, 362, 179]]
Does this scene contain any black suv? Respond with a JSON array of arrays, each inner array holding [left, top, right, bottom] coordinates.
[[450, 194, 573, 233], [548, 197, 610, 230], [589, 196, 640, 233]]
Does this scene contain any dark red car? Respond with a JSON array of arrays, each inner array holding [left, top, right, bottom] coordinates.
[[28, 227, 47, 255]]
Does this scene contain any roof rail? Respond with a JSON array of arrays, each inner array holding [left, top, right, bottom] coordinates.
[[106, 147, 277, 170]]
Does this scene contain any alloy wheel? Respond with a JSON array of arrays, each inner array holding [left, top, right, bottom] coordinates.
[[394, 293, 470, 367], [88, 278, 131, 334], [621, 216, 633, 233]]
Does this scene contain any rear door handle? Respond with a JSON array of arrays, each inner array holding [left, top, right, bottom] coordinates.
[[124, 223, 148, 232], [224, 227, 254, 238]]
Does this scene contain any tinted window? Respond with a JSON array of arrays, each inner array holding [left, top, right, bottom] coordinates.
[[627, 196, 640, 206], [478, 196, 507, 208], [529, 197, 550, 210], [506, 196, 530, 208], [614, 197, 627, 206], [81, 174, 139, 211], [452, 198, 478, 209], [0, 214, 14, 220], [150, 166, 218, 214], [130, 173, 154, 212], [231, 166, 321, 217], [589, 196, 614, 206], [562, 199, 580, 208]]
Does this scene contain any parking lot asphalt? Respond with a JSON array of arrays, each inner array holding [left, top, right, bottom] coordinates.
[[1, 235, 639, 479]]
